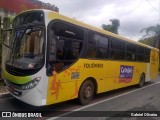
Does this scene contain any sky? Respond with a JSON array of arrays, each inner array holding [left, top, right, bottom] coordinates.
[[40, 0, 160, 41]]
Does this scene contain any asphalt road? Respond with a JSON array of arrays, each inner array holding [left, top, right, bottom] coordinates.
[[0, 76, 160, 120]]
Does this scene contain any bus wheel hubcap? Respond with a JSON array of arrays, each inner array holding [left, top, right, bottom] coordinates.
[[84, 86, 92, 98]]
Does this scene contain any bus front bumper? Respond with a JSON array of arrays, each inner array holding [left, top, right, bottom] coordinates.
[[4, 79, 46, 106]]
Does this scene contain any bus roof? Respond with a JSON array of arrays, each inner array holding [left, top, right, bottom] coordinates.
[[20, 9, 158, 51]]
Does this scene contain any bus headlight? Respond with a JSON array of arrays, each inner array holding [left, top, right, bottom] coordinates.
[[21, 77, 41, 90]]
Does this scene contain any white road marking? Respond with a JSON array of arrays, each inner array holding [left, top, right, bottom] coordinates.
[[47, 81, 160, 120]]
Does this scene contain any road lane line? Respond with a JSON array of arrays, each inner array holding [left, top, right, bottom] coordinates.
[[47, 81, 160, 120]]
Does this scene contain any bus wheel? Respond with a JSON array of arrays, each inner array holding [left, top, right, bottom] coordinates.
[[78, 80, 94, 105], [138, 74, 145, 88]]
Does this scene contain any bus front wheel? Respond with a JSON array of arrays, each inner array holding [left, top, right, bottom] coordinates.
[[138, 74, 145, 88], [78, 80, 94, 105]]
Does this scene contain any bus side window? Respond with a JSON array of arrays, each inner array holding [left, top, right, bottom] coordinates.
[[87, 32, 108, 59], [144, 48, 150, 62], [56, 39, 64, 60], [110, 39, 125, 60], [47, 21, 84, 74], [72, 41, 81, 58], [126, 44, 137, 61], [137, 46, 145, 62], [87, 46, 96, 58]]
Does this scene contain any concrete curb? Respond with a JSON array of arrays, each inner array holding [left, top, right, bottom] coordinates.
[[0, 92, 12, 99]]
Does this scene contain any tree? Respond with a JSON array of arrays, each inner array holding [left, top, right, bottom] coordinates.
[[102, 19, 120, 34], [138, 37, 157, 47], [140, 24, 160, 39], [139, 24, 160, 68], [139, 24, 160, 47]]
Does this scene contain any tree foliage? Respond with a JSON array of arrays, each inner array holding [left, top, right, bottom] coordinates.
[[139, 24, 160, 48], [140, 24, 160, 39], [139, 37, 157, 47], [102, 19, 120, 34], [9, 16, 14, 25]]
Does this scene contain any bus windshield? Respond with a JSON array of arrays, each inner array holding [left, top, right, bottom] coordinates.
[[13, 11, 44, 28], [6, 27, 44, 69], [5, 11, 45, 75]]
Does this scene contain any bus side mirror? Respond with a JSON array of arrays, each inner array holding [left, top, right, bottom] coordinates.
[[3, 28, 12, 48]]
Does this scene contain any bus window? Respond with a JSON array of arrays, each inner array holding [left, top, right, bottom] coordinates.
[[126, 44, 137, 61], [138, 46, 144, 54], [88, 46, 96, 58], [110, 39, 125, 60], [144, 48, 151, 62], [145, 48, 150, 56], [96, 48, 107, 58], [47, 22, 83, 73], [137, 54, 144, 62], [72, 41, 81, 58], [51, 22, 83, 40], [137, 46, 145, 62], [87, 32, 108, 59], [56, 39, 64, 60]]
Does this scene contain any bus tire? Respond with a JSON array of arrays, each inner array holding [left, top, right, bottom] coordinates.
[[78, 80, 94, 105], [138, 74, 145, 88]]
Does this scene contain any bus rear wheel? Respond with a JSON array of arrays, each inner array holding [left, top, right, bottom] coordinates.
[[78, 80, 94, 105], [138, 74, 145, 88]]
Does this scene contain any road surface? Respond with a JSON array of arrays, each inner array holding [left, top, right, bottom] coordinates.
[[0, 76, 160, 120]]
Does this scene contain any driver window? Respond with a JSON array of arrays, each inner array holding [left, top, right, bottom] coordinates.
[[48, 22, 84, 74]]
